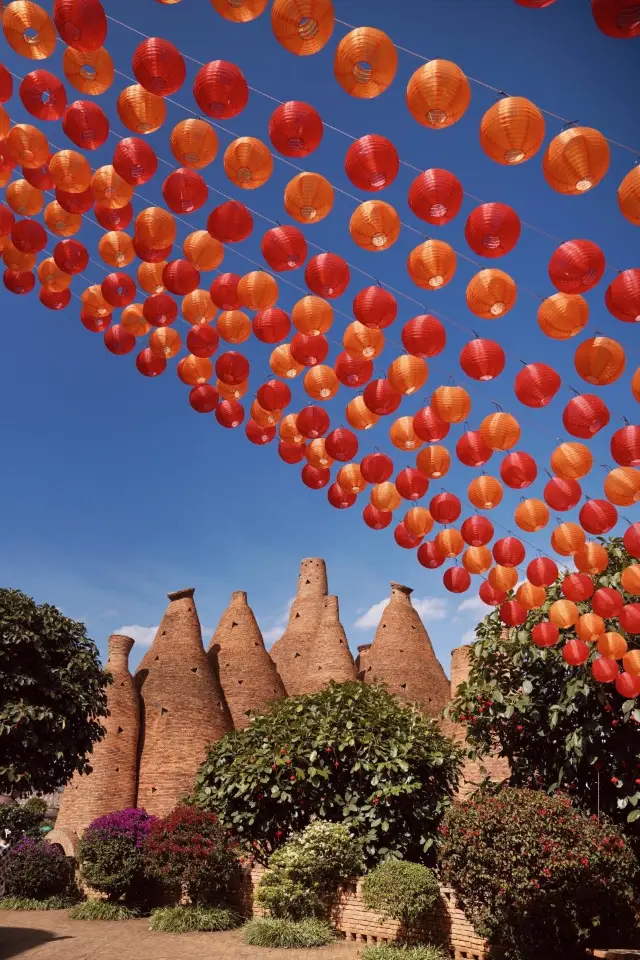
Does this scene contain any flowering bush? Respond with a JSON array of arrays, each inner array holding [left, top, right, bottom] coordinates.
[[439, 787, 640, 960], [78, 808, 157, 903], [6, 838, 77, 901], [144, 805, 239, 906]]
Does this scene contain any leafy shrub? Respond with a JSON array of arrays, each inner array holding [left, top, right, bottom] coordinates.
[[5, 839, 77, 901], [439, 787, 640, 960], [22, 797, 48, 819], [361, 947, 448, 960], [242, 917, 337, 948], [144, 805, 239, 907], [69, 900, 140, 921], [0, 804, 44, 843], [256, 873, 323, 921], [78, 809, 156, 903], [195, 682, 461, 866], [0, 895, 78, 911], [148, 906, 238, 932], [362, 861, 440, 927]]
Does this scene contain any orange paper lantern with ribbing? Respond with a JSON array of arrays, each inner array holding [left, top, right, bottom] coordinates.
[[605, 269, 640, 325], [279, 413, 304, 444], [292, 296, 332, 336], [431, 385, 471, 424], [269, 343, 303, 380], [480, 96, 545, 165], [117, 84, 166, 134], [574, 336, 625, 386], [343, 321, 384, 361], [62, 46, 113, 95], [488, 564, 518, 593], [284, 172, 333, 224], [549, 599, 580, 629], [337, 463, 367, 494], [435, 528, 464, 559], [537, 292, 589, 340], [48, 150, 91, 194], [7, 125, 49, 170], [149, 326, 181, 358], [551, 522, 585, 556], [463, 545, 492, 575], [37, 258, 71, 292], [345, 135, 399, 191], [407, 240, 456, 290], [408, 168, 463, 226], [252, 399, 281, 428], [237, 271, 278, 310], [170, 119, 217, 171], [390, 416, 422, 452], [334, 27, 397, 99], [304, 365, 339, 400], [3, 2, 57, 59], [98, 231, 135, 268], [211, 0, 267, 20], [480, 412, 520, 451], [618, 166, 640, 226], [466, 268, 517, 319], [138, 261, 165, 295], [136, 206, 176, 250], [92, 166, 133, 210], [550, 442, 593, 480], [621, 564, 640, 595], [465, 203, 521, 259], [181, 234, 222, 275], [370, 481, 401, 512], [224, 136, 273, 189], [387, 355, 428, 396], [576, 612, 605, 644], [543, 127, 610, 195], [549, 239, 605, 294], [271, 0, 334, 56], [121, 304, 150, 338], [269, 100, 323, 158], [177, 355, 214, 386], [132, 37, 185, 96], [597, 632, 628, 660], [605, 467, 640, 507], [349, 200, 400, 252], [346, 395, 379, 431], [38, 286, 69, 309], [43, 201, 81, 237], [217, 310, 251, 344], [404, 506, 433, 537], [3, 245, 36, 271], [517, 581, 547, 611], [469, 475, 503, 510], [406, 59, 470, 128], [416, 445, 450, 480], [81, 283, 110, 317], [574, 542, 609, 575]]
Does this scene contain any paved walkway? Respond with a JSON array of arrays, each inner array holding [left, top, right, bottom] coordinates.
[[0, 911, 362, 960]]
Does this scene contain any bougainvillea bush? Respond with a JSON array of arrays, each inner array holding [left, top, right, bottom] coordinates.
[[5, 838, 77, 901], [194, 682, 461, 866], [144, 805, 239, 906], [78, 808, 157, 903], [439, 788, 639, 960]]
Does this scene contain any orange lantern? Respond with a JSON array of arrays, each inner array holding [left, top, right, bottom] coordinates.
[[121, 303, 150, 338], [305, 437, 332, 467], [223, 136, 273, 189], [480, 412, 520, 451], [138, 261, 166, 295], [550, 442, 593, 481], [576, 613, 605, 643], [37, 258, 71, 292], [605, 467, 640, 507], [304, 364, 339, 400], [117, 84, 166, 134], [98, 231, 135, 268], [3, 246, 36, 271], [404, 506, 434, 537], [338, 463, 367, 494], [514, 498, 549, 533], [217, 309, 251, 343], [538, 292, 589, 340], [149, 326, 182, 358], [416, 445, 450, 479], [407, 240, 456, 289], [618, 165, 640, 226], [550, 521, 586, 556], [135, 206, 176, 249], [542, 126, 610, 195], [469, 475, 503, 510], [466, 268, 517, 319], [574, 542, 609, 575], [430, 385, 471, 424], [517, 581, 547, 611], [623, 649, 640, 677], [211, 0, 267, 20], [549, 599, 579, 628], [574, 336, 625, 386], [632, 368, 640, 403], [182, 290, 216, 326], [292, 295, 333, 335], [177, 355, 213, 386], [463, 545, 492, 574], [488, 564, 518, 592], [237, 271, 278, 310], [170, 118, 218, 169], [435, 528, 464, 558], [271, 0, 335, 56], [334, 27, 397, 99], [49, 150, 92, 193], [371, 481, 402, 512], [81, 284, 111, 318], [3, 1, 57, 59], [346, 395, 379, 431], [349, 200, 400, 251], [270, 343, 304, 379], [390, 416, 423, 451], [479, 96, 545, 165], [597, 632, 627, 660], [6, 180, 43, 216], [284, 172, 333, 224], [6, 124, 48, 169], [43, 201, 81, 237], [92, 165, 134, 210], [621, 564, 640, 595], [252, 399, 282, 428], [406, 60, 470, 128], [217, 379, 247, 401], [183, 230, 223, 272], [279, 413, 304, 444], [387, 355, 428, 396], [343, 321, 384, 360], [63, 46, 114, 96]]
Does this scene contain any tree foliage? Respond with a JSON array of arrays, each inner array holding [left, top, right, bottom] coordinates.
[[193, 681, 461, 866], [0, 804, 45, 843], [448, 537, 640, 840], [0, 588, 109, 796]]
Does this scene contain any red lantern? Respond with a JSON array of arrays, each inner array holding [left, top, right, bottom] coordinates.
[[246, 419, 276, 445], [548, 239, 605, 294], [136, 347, 166, 377], [591, 587, 624, 619], [562, 394, 610, 439], [611, 425, 640, 467], [459, 339, 505, 381], [0, 65, 13, 103], [162, 168, 208, 214], [401, 314, 446, 357], [62, 100, 109, 150], [4, 269, 35, 295], [417, 541, 445, 569], [591, 0, 640, 39], [325, 428, 358, 462], [216, 350, 250, 386], [134, 240, 172, 264], [207, 200, 253, 242], [444, 567, 471, 593], [258, 380, 292, 412], [361, 452, 393, 484], [353, 286, 397, 329], [493, 536, 526, 567], [216, 399, 245, 428], [591, 657, 620, 683], [210, 273, 241, 310], [624, 522, 640, 558], [456, 431, 492, 468], [527, 556, 558, 587], [279, 440, 306, 464], [193, 60, 248, 119], [297, 405, 330, 439], [23, 158, 54, 191], [81, 311, 111, 333], [189, 384, 219, 413], [104, 324, 135, 356], [615, 671, 640, 698], [113, 137, 158, 186], [430, 492, 461, 524], [532, 622, 559, 648], [302, 464, 330, 489], [0, 204, 15, 236], [605, 269, 640, 324], [414, 406, 450, 443], [53, 0, 107, 52], [619, 603, 640, 634], [500, 451, 537, 489], [253, 307, 291, 344], [186, 324, 219, 359], [328, 483, 356, 509], [579, 499, 618, 535], [396, 468, 429, 502], [562, 638, 590, 666], [461, 515, 494, 546], [56, 186, 94, 215], [132, 38, 186, 96], [262, 226, 307, 272], [363, 379, 401, 416], [101, 272, 136, 308], [290, 332, 328, 366], [163, 260, 200, 297], [305, 253, 350, 299], [268, 101, 323, 158], [364, 504, 392, 530], [335, 351, 373, 388], [408, 168, 463, 226], [143, 293, 178, 327], [500, 600, 526, 626], [53, 239, 88, 274], [11, 219, 47, 254], [514, 362, 561, 408], [20, 71, 67, 122], [562, 573, 594, 602], [345, 135, 399, 191], [544, 477, 582, 511], [465, 202, 521, 258], [96, 203, 133, 230], [40, 288, 71, 311]]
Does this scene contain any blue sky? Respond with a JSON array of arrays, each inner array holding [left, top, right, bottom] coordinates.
[[0, 0, 638, 674]]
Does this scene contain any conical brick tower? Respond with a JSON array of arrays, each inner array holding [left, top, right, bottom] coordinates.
[[207, 591, 286, 728], [364, 582, 450, 718], [136, 588, 232, 816], [300, 595, 357, 693], [355, 643, 372, 682], [269, 558, 328, 695], [56, 634, 140, 837]]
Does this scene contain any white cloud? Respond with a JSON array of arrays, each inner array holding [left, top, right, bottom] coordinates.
[[262, 597, 295, 647], [354, 599, 388, 630], [118, 624, 158, 648], [461, 629, 476, 645], [355, 596, 447, 630], [458, 595, 490, 614]]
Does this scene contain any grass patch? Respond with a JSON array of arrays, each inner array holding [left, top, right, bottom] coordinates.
[[0, 896, 78, 911], [68, 900, 141, 921], [361, 946, 450, 960], [242, 917, 337, 948], [149, 905, 239, 933]]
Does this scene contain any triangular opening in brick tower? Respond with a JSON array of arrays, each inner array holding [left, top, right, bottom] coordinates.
[[364, 582, 450, 717], [300, 595, 356, 694], [269, 558, 328, 695], [136, 588, 232, 816], [207, 590, 286, 728], [56, 633, 139, 837]]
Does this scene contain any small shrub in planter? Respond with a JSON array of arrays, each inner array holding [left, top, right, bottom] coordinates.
[[69, 901, 141, 921], [78, 808, 157, 904], [362, 861, 440, 927], [148, 905, 239, 933], [0, 805, 45, 844], [5, 839, 77, 902], [22, 797, 48, 819], [361, 947, 448, 960], [144, 805, 239, 907], [242, 917, 337, 948], [439, 787, 640, 960]]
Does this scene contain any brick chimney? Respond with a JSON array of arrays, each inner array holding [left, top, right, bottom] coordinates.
[[299, 595, 357, 694], [269, 558, 328, 695], [355, 643, 372, 681]]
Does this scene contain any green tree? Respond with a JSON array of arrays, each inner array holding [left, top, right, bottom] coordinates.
[[447, 537, 640, 840], [193, 681, 461, 866], [0, 587, 109, 796]]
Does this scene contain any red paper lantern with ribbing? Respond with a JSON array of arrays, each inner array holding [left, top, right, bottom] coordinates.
[[136, 347, 165, 377], [0, 204, 15, 236], [305, 253, 349, 299], [113, 138, 158, 186], [20, 71, 67, 122], [548, 239, 605, 294], [363, 379, 401, 416], [624, 522, 640, 558], [579, 499, 618, 535], [605, 269, 640, 324], [562, 394, 610, 439], [500, 451, 537, 489], [414, 406, 450, 443], [187, 324, 219, 358], [163, 260, 199, 296], [216, 351, 249, 386], [101, 272, 136, 308], [493, 537, 525, 567], [618, 603, 640, 634], [401, 314, 446, 358], [461, 515, 494, 546], [430, 492, 461, 524], [279, 440, 306, 464], [0, 65, 13, 103], [216, 399, 245, 428], [134, 240, 172, 264], [396, 468, 429, 502], [53, 0, 107, 51], [297, 405, 330, 439], [189, 384, 219, 413], [56, 186, 93, 215], [302, 464, 330, 490], [193, 61, 248, 119], [459, 338, 505, 381], [207, 201, 253, 243], [544, 477, 581, 511], [246, 419, 276, 446], [361, 452, 393, 484], [335, 351, 373, 387], [345, 135, 399, 191], [501, 600, 526, 626], [408, 168, 463, 226], [254, 307, 291, 344], [615, 671, 640, 697], [479, 580, 507, 606], [133, 38, 186, 96], [444, 567, 471, 593], [592, 657, 620, 683], [353, 286, 397, 329], [258, 379, 291, 412], [364, 504, 392, 530], [611, 425, 640, 467], [532, 622, 560, 648], [562, 638, 590, 666], [210, 273, 241, 310], [268, 101, 323, 158], [290, 332, 328, 366], [325, 428, 358, 462], [104, 324, 135, 356], [515, 362, 561, 408], [62, 100, 109, 150], [53, 239, 88, 274], [81, 311, 111, 333], [143, 293, 177, 327], [591, 0, 640, 38], [11, 219, 47, 254], [562, 573, 594, 602], [592, 587, 624, 619], [40, 288, 71, 310], [417, 541, 445, 569], [527, 556, 558, 587], [262, 225, 307, 272], [23, 157, 54, 191], [162, 168, 207, 214], [465, 203, 521, 258], [456, 431, 492, 468], [328, 483, 356, 509], [96, 204, 133, 231], [4, 269, 34, 295]]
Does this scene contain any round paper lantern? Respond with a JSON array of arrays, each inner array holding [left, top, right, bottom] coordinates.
[[20, 155, 53, 193], [270, 343, 304, 379], [591, 0, 640, 39], [353, 286, 397, 330], [544, 476, 582, 511], [390, 416, 422, 452], [62, 45, 114, 96], [334, 27, 397, 99], [162, 167, 207, 214], [11, 219, 46, 255], [216, 399, 245, 429], [414, 406, 450, 443], [527, 556, 558, 587], [7, 125, 49, 170], [463, 546, 492, 575], [562, 394, 610, 438], [592, 656, 620, 683], [262, 225, 307, 272], [284, 171, 333, 224], [143, 293, 178, 327], [456, 431, 492, 468], [297, 405, 330, 439], [407, 240, 456, 289], [465, 203, 521, 258], [406, 59, 470, 128], [343, 322, 384, 361], [444, 567, 471, 594], [623, 648, 640, 676], [537, 292, 589, 341], [186, 324, 219, 359], [479, 581, 507, 606], [364, 504, 392, 530], [305, 252, 350, 298], [592, 587, 624, 618], [304, 365, 339, 401], [408, 168, 463, 226], [416, 445, 451, 480], [493, 536, 525, 568], [163, 260, 199, 296], [515, 498, 550, 532], [224, 136, 273, 190], [543, 127, 609, 195], [597, 632, 627, 660], [325, 428, 358, 462], [215, 350, 249, 386], [181, 289, 217, 329], [132, 37, 185, 96], [618, 166, 640, 226], [619, 604, 640, 634], [335, 352, 372, 388], [611, 426, 640, 468], [38, 258, 71, 292], [121, 304, 150, 339], [43, 200, 80, 238], [182, 235, 222, 276], [346, 396, 379, 431], [53, 0, 106, 51], [292, 296, 332, 337], [549, 599, 579, 628], [430, 491, 461, 524], [621, 564, 640, 595], [4, 1, 57, 59], [210, 0, 267, 20], [605, 269, 640, 325], [417, 541, 445, 569], [138, 262, 165, 295], [117, 84, 166, 134], [479, 412, 520, 451], [268, 100, 323, 156], [246, 419, 276, 446], [4, 269, 35, 295], [170, 119, 217, 170], [402, 315, 446, 357], [328, 482, 356, 510], [370, 481, 402, 512], [574, 542, 609, 575], [92, 165, 133, 210], [500, 451, 537, 489], [81, 284, 111, 318], [532, 622, 560, 648], [461, 515, 494, 547], [104, 324, 135, 356], [551, 521, 586, 556], [574, 336, 625, 386], [624, 522, 640, 557], [562, 573, 594, 603], [388, 355, 428, 396], [480, 96, 545, 165], [279, 440, 306, 465], [469, 475, 503, 510], [605, 466, 640, 506], [54, 238, 88, 274], [40, 287, 71, 310], [6, 180, 43, 217], [271, 0, 334, 56], [501, 600, 526, 627], [576, 613, 605, 643], [101, 272, 136, 308], [361, 452, 393, 484], [135, 347, 165, 377], [550, 442, 593, 480], [431, 385, 471, 424], [345, 135, 399, 191], [291, 331, 328, 366], [0, 66, 11, 102], [548, 240, 605, 294], [96, 203, 132, 231], [517, 581, 547, 611], [404, 506, 434, 538], [136, 208, 177, 253], [3, 245, 35, 272], [98, 231, 134, 268], [193, 60, 248, 118], [514, 363, 561, 408], [615, 672, 640, 698], [349, 200, 400, 252], [459, 339, 505, 381], [254, 307, 291, 344], [177, 355, 214, 386], [210, 277, 242, 317], [258, 381, 291, 416], [208, 200, 253, 243], [563, 638, 590, 667], [62, 99, 109, 150], [394, 522, 423, 549], [149, 327, 181, 358], [189, 384, 219, 414], [280, 413, 304, 444], [435, 528, 464, 558], [20, 70, 66, 121]]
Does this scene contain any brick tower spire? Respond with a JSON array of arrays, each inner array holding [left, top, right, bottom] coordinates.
[[269, 558, 328, 695], [300, 595, 357, 693], [207, 590, 286, 728]]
